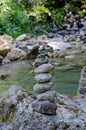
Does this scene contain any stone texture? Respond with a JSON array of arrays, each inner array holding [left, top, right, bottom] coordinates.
[[0, 124, 13, 130], [32, 101, 57, 115], [0, 86, 28, 121], [34, 63, 54, 74], [0, 35, 13, 56], [1, 84, 86, 130], [78, 66, 86, 95], [34, 73, 52, 83], [33, 54, 49, 68], [11, 93, 86, 130], [37, 91, 57, 102], [27, 44, 39, 59], [34, 82, 54, 93], [2, 57, 10, 65], [15, 34, 28, 41], [7, 48, 26, 60], [0, 55, 3, 63]]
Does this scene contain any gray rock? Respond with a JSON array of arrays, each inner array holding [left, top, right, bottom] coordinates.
[[0, 73, 8, 80], [32, 101, 57, 115], [48, 33, 54, 38], [2, 57, 10, 65], [27, 44, 39, 59], [34, 73, 52, 83], [37, 91, 57, 102], [1, 90, 86, 130], [38, 46, 47, 54], [33, 56, 49, 68], [7, 48, 27, 61], [33, 54, 49, 68], [78, 66, 86, 95], [15, 34, 28, 41], [0, 55, 3, 63], [34, 63, 54, 74], [34, 82, 54, 93], [0, 86, 28, 121], [0, 124, 13, 130], [12, 98, 57, 130]]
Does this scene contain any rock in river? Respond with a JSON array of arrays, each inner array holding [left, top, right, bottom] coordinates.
[[34, 73, 52, 83], [34, 63, 54, 74], [34, 82, 54, 93]]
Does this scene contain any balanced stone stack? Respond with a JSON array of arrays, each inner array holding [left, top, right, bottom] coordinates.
[[32, 46, 57, 115], [78, 66, 86, 95]]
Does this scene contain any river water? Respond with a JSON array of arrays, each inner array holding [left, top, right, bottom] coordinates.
[[0, 59, 82, 96]]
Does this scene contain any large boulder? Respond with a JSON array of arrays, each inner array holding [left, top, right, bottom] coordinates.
[[7, 48, 27, 61], [10, 93, 86, 130], [0, 35, 13, 56], [0, 78, 86, 129], [0, 86, 28, 121]]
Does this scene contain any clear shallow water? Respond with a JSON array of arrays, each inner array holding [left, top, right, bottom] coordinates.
[[0, 60, 81, 96]]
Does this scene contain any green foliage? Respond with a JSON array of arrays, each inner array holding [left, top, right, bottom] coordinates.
[[0, 0, 32, 38], [51, 8, 64, 25], [0, 0, 86, 38]]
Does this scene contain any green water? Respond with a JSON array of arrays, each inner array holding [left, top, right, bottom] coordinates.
[[0, 60, 81, 96]]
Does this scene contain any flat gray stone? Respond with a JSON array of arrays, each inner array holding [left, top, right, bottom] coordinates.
[[32, 101, 57, 115], [34, 73, 52, 83], [37, 91, 57, 102], [34, 63, 54, 74], [34, 82, 54, 93]]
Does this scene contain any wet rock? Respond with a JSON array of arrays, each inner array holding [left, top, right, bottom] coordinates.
[[38, 46, 47, 54], [34, 82, 54, 93], [32, 101, 57, 115], [7, 48, 27, 61], [0, 73, 7, 80], [34, 63, 54, 74], [78, 66, 86, 95], [33, 54, 49, 68], [34, 73, 52, 83]]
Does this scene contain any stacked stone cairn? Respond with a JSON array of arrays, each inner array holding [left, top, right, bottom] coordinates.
[[32, 46, 57, 115]]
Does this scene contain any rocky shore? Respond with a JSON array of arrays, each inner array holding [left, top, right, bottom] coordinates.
[[0, 15, 86, 129], [0, 65, 86, 130]]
